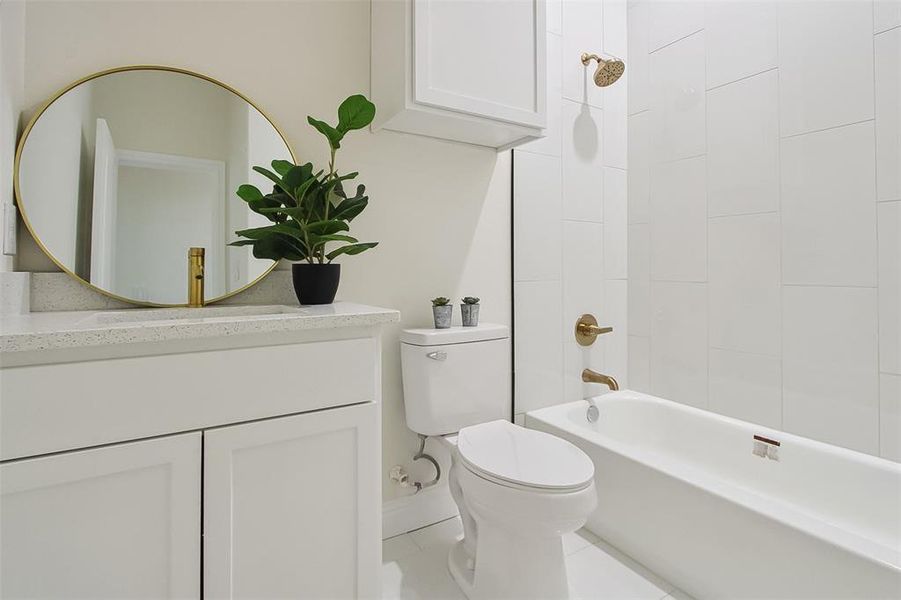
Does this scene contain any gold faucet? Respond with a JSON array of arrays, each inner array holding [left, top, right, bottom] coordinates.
[[582, 368, 619, 391], [188, 247, 205, 307]]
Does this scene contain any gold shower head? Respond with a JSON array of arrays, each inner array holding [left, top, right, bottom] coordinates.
[[581, 52, 625, 87]]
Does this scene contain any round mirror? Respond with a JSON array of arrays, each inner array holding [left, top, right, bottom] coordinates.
[[14, 66, 295, 306]]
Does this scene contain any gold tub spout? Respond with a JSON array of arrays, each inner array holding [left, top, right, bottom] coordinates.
[[188, 247, 205, 307], [582, 368, 619, 391]]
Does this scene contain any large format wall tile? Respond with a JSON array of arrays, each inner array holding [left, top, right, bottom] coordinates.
[[563, 0, 604, 108], [514, 280, 564, 413], [874, 0, 901, 33], [563, 220, 605, 401], [627, 335, 650, 393], [649, 155, 707, 282], [707, 70, 779, 217], [648, 0, 703, 52], [627, 223, 650, 337], [881, 373, 901, 462], [705, 0, 778, 90], [879, 201, 901, 375], [604, 168, 628, 280], [627, 111, 650, 223], [783, 286, 879, 454], [649, 31, 706, 163], [650, 281, 708, 408], [627, 1, 650, 114], [562, 99, 604, 222], [709, 213, 780, 357], [604, 279, 629, 389], [781, 121, 877, 287], [513, 152, 562, 282], [709, 348, 782, 429], [875, 27, 900, 202], [778, 0, 874, 136]]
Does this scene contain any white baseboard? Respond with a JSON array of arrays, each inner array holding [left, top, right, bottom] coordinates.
[[382, 484, 458, 539]]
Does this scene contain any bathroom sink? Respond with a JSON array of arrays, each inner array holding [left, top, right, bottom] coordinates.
[[78, 305, 308, 326]]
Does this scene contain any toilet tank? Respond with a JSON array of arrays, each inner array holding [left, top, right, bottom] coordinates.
[[400, 324, 511, 436]]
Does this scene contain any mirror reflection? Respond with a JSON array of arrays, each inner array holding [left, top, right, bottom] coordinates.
[[16, 68, 293, 305]]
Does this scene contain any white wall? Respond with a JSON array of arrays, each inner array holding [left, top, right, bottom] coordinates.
[[0, 0, 25, 273], [513, 0, 629, 418], [15, 0, 511, 505], [627, 0, 900, 460]]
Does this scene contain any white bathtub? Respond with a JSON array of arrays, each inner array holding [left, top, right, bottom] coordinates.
[[526, 391, 901, 600]]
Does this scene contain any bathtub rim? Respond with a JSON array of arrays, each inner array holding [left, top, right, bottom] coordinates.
[[525, 391, 901, 574]]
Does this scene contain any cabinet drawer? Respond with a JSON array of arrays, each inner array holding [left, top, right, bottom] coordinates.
[[1, 337, 377, 460]]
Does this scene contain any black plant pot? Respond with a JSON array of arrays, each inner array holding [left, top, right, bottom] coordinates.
[[292, 263, 341, 305]]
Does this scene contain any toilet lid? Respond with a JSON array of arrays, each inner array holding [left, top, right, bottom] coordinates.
[[456, 420, 594, 491]]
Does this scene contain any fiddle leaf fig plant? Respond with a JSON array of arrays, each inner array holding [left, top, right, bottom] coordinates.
[[229, 94, 379, 264]]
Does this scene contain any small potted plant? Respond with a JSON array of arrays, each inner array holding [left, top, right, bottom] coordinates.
[[461, 296, 480, 327], [229, 94, 378, 305], [432, 297, 452, 329]]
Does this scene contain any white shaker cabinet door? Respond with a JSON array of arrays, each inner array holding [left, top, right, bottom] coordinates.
[[0, 432, 201, 599], [203, 402, 380, 600]]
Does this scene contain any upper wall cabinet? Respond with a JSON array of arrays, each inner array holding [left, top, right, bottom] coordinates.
[[372, 0, 546, 149]]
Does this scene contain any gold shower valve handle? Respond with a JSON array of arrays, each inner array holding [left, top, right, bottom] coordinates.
[[575, 313, 613, 346]]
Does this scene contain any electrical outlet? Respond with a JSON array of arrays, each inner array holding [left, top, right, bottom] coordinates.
[[2, 203, 17, 256]]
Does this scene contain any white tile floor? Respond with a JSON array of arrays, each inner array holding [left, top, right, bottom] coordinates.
[[382, 516, 692, 600]]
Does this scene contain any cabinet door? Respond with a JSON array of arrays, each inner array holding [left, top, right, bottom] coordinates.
[[203, 402, 380, 600], [413, 0, 546, 127], [0, 433, 201, 599]]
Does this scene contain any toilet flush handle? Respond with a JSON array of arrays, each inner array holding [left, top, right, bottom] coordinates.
[[426, 351, 447, 361]]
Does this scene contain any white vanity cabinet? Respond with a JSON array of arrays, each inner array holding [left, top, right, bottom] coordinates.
[[204, 403, 379, 599], [372, 0, 546, 149], [0, 303, 398, 600], [0, 433, 201, 599]]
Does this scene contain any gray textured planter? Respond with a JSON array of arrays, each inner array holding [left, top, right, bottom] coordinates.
[[432, 305, 452, 329], [461, 303, 480, 327]]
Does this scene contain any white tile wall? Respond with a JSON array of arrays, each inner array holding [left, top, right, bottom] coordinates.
[[649, 31, 706, 163], [708, 213, 780, 357], [513, 152, 563, 281], [628, 0, 896, 460], [650, 281, 708, 408], [604, 167, 628, 279], [627, 110, 650, 223], [782, 286, 879, 454], [875, 27, 900, 202], [705, 0, 777, 90], [513, 280, 564, 413], [514, 0, 629, 415], [562, 99, 605, 222], [707, 70, 779, 217], [778, 0, 874, 137], [881, 373, 901, 461], [649, 156, 707, 282], [563, 0, 604, 108], [781, 122, 877, 287], [879, 201, 901, 375], [647, 0, 703, 52], [709, 348, 782, 429]]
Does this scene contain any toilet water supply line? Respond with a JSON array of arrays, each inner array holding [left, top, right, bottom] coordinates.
[[391, 434, 441, 493]]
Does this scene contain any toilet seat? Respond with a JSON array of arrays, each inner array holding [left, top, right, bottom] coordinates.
[[456, 420, 594, 492]]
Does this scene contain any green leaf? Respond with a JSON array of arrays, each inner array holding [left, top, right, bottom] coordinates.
[[337, 94, 376, 133], [326, 241, 378, 262], [314, 234, 358, 244], [307, 116, 343, 149], [305, 219, 349, 235], [236, 184, 263, 202], [271, 160, 295, 176], [252, 166, 288, 193]]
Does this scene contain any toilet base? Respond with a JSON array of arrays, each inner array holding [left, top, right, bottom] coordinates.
[[447, 540, 475, 598]]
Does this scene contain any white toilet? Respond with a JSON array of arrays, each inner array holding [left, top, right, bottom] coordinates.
[[400, 324, 597, 600]]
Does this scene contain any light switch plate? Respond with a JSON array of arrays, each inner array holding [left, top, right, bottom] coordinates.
[[2, 203, 17, 256]]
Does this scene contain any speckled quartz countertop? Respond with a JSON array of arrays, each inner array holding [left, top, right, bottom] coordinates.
[[0, 302, 400, 356]]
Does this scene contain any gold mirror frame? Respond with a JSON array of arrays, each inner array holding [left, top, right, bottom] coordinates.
[[13, 65, 297, 307]]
